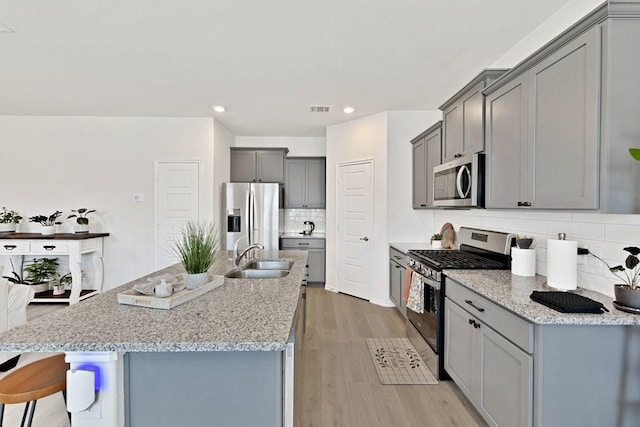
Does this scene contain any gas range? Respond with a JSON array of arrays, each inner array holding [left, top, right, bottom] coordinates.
[[405, 227, 514, 380]]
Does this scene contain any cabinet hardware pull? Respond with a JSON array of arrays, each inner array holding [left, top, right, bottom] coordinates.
[[517, 201, 523, 207], [393, 256, 402, 259], [468, 319, 474, 325], [454, 153, 463, 158], [474, 321, 481, 329], [3, 245, 17, 250], [465, 300, 485, 313], [360, 237, 369, 241], [522, 201, 531, 207], [395, 265, 401, 269], [420, 204, 427, 207], [298, 243, 309, 246], [43, 245, 56, 251]]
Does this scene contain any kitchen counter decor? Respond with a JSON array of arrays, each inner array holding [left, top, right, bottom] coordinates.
[[171, 221, 220, 289], [117, 274, 224, 310], [588, 245, 640, 311]]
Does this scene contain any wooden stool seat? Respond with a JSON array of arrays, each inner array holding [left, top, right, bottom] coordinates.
[[0, 354, 69, 426]]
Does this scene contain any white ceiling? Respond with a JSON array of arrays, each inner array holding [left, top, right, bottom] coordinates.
[[0, 0, 574, 137]]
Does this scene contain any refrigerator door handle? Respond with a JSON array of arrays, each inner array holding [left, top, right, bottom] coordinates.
[[246, 189, 252, 246], [250, 189, 257, 244]]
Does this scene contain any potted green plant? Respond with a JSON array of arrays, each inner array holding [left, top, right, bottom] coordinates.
[[52, 272, 72, 296], [29, 211, 63, 235], [431, 233, 443, 249], [68, 208, 95, 234], [590, 246, 640, 310], [23, 257, 59, 293], [0, 207, 22, 233], [171, 221, 220, 289]]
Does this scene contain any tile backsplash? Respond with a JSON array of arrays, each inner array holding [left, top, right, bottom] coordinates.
[[283, 209, 326, 233], [434, 210, 640, 297]]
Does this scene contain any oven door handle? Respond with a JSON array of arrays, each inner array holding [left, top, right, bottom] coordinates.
[[415, 273, 440, 290]]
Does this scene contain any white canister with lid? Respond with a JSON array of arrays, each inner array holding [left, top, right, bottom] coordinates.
[[511, 248, 536, 277]]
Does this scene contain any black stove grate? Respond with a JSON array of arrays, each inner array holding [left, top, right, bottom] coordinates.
[[409, 249, 507, 270]]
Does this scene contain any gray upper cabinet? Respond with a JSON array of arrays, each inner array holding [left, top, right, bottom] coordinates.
[[485, 74, 529, 209], [230, 148, 288, 183], [485, 2, 640, 213], [284, 157, 326, 208], [411, 121, 442, 209], [440, 69, 508, 163]]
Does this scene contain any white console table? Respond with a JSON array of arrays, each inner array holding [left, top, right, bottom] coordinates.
[[0, 233, 109, 305]]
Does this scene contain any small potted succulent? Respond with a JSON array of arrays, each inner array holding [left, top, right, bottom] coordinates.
[[68, 208, 95, 233], [0, 207, 22, 233], [591, 246, 640, 310], [29, 211, 63, 235], [431, 233, 443, 249]]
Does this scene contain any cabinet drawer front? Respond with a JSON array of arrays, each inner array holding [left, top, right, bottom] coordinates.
[[280, 239, 325, 249], [30, 241, 70, 254], [389, 247, 407, 265], [446, 279, 533, 353], [0, 240, 30, 254]]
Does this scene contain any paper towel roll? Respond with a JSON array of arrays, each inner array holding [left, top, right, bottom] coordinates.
[[547, 237, 577, 290], [511, 248, 536, 277]]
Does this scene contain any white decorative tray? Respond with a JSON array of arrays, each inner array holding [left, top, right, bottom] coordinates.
[[117, 275, 224, 309]]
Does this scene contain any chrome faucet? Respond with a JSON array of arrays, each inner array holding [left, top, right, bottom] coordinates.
[[233, 237, 264, 267]]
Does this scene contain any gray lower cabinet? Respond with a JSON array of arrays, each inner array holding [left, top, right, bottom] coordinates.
[[389, 247, 407, 317], [484, 2, 640, 212], [284, 157, 326, 208], [411, 122, 441, 209], [230, 148, 287, 183], [439, 69, 507, 163], [445, 277, 640, 426], [280, 238, 325, 283], [445, 282, 533, 427]]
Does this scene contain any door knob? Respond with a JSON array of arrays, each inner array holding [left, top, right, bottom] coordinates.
[[360, 237, 369, 241]]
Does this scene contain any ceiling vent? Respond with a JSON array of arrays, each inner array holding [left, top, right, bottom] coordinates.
[[310, 105, 331, 113]]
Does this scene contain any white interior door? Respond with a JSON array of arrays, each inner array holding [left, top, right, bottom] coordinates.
[[336, 160, 373, 300], [155, 161, 200, 269]]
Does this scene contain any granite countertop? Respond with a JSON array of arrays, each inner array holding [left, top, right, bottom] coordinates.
[[0, 249, 308, 353], [444, 270, 640, 326], [390, 241, 434, 254], [280, 232, 325, 239]]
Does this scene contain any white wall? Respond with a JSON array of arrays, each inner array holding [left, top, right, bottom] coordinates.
[[326, 112, 388, 304], [213, 119, 234, 236], [0, 116, 216, 290], [386, 111, 441, 243], [326, 111, 439, 306], [491, 0, 604, 68], [235, 136, 326, 156]]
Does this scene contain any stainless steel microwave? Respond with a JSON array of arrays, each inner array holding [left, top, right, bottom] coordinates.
[[432, 153, 484, 208]]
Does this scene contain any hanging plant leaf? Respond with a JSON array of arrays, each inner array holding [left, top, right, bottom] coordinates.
[[629, 148, 640, 161], [625, 255, 639, 270], [623, 246, 640, 256], [609, 265, 626, 273]]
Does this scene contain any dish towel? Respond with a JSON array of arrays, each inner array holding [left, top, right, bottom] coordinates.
[[406, 272, 424, 313], [403, 267, 414, 301]]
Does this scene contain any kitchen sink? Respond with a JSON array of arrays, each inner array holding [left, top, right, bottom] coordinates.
[[224, 269, 290, 279], [244, 260, 294, 270]]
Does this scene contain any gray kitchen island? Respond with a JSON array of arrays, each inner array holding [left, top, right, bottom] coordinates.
[[0, 249, 308, 427]]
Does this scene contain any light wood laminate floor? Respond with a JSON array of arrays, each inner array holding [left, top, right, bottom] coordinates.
[[300, 287, 486, 427], [7, 291, 485, 426]]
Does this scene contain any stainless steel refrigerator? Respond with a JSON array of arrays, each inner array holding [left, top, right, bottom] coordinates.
[[222, 183, 281, 250]]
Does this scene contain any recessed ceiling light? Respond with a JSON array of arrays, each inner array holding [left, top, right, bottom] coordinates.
[[213, 106, 226, 113], [343, 107, 355, 114], [0, 23, 14, 33]]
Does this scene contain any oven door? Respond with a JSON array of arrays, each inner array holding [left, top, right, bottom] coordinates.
[[406, 275, 440, 354], [433, 153, 484, 208]]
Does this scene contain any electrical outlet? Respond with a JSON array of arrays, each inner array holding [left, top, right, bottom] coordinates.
[[133, 193, 144, 203]]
